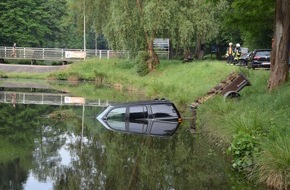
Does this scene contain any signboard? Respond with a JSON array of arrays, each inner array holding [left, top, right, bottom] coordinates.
[[65, 51, 86, 58], [64, 97, 85, 104], [153, 38, 169, 50]]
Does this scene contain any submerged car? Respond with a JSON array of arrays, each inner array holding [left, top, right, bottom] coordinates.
[[248, 49, 271, 69], [97, 99, 182, 137]]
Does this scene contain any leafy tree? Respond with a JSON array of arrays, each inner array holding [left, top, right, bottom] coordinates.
[[68, 0, 228, 71], [0, 0, 67, 47], [221, 0, 275, 50], [170, 0, 228, 59]]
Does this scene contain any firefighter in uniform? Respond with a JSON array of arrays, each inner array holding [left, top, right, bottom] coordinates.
[[226, 42, 234, 64], [233, 43, 241, 65]]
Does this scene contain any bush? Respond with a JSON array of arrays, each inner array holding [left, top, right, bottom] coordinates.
[[227, 131, 260, 172], [135, 51, 150, 76]]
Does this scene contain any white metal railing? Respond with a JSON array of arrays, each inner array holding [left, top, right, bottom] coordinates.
[[0, 91, 109, 107], [0, 47, 129, 61], [0, 46, 169, 61]]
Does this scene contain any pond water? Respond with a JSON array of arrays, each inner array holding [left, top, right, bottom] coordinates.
[[0, 79, 266, 190]]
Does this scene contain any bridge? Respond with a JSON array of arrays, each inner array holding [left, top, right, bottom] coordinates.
[[0, 91, 110, 107]]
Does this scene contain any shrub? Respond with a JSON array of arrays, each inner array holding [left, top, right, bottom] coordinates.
[[227, 131, 260, 172], [135, 51, 150, 76]]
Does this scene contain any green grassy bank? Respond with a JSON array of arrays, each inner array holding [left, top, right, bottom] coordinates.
[[1, 58, 289, 189]]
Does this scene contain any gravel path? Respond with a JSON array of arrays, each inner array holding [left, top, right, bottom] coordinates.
[[0, 63, 68, 73]]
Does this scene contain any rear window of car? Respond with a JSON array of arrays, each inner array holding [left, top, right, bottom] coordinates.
[[256, 51, 271, 57]]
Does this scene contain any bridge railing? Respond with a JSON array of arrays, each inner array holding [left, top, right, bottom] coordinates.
[[0, 47, 130, 61], [0, 46, 169, 62]]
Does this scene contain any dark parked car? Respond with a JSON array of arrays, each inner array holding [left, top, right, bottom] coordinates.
[[248, 49, 271, 69], [97, 99, 182, 137]]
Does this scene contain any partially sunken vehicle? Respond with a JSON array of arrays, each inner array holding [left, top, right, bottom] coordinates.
[[97, 99, 182, 137]]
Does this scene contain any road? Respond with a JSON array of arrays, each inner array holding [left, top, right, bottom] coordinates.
[[0, 63, 68, 73]]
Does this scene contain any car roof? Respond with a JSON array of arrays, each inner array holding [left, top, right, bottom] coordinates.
[[108, 99, 174, 107]]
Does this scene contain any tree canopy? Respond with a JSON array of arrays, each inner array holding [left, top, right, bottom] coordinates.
[[0, 0, 67, 47], [0, 0, 277, 54]]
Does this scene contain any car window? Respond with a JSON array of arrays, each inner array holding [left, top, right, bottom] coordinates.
[[151, 104, 178, 118], [150, 120, 179, 136], [128, 120, 148, 133], [255, 51, 271, 57], [107, 107, 126, 121], [106, 107, 126, 130], [129, 106, 148, 120]]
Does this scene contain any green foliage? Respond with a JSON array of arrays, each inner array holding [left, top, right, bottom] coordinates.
[[135, 51, 150, 76], [0, 0, 67, 47], [0, 104, 53, 143], [221, 0, 275, 49], [227, 131, 259, 172]]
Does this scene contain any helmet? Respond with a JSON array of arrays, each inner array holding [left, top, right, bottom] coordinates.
[[229, 42, 233, 46], [236, 43, 240, 47]]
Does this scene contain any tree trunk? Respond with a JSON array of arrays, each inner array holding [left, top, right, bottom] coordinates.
[[146, 38, 159, 71], [194, 35, 205, 60], [267, 0, 290, 91], [136, 0, 159, 72]]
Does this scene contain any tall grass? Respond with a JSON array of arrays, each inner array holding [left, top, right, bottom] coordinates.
[[253, 134, 290, 190]]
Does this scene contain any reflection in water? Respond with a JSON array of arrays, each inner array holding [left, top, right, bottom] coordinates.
[[0, 158, 28, 190], [0, 80, 266, 190]]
